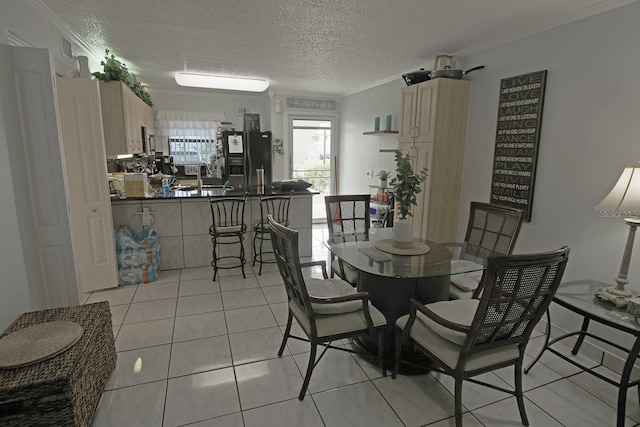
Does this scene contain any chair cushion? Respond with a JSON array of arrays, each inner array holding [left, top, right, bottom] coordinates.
[[417, 299, 480, 345], [213, 225, 245, 234], [290, 299, 386, 339], [450, 260, 484, 292], [448, 286, 475, 300], [306, 278, 362, 314], [396, 312, 519, 371], [331, 259, 359, 284]]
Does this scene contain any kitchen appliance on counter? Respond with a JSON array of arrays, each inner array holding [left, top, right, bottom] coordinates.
[[154, 153, 175, 175], [222, 130, 272, 188]]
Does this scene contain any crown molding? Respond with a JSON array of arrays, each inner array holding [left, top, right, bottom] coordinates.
[[26, 0, 102, 60]]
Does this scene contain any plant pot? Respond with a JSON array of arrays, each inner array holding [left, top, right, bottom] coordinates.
[[392, 219, 414, 249], [380, 179, 387, 189]]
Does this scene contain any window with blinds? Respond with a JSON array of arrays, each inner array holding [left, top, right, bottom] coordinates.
[[169, 137, 217, 165]]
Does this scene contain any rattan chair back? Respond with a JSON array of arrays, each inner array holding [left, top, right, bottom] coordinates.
[[464, 202, 524, 255], [324, 195, 370, 244], [464, 247, 570, 358], [268, 215, 314, 322]]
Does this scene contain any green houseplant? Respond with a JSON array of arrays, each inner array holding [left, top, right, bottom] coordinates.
[[389, 150, 428, 248], [376, 170, 390, 188], [92, 49, 153, 107]]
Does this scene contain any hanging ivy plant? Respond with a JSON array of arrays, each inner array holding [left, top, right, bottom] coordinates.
[[92, 49, 153, 107]]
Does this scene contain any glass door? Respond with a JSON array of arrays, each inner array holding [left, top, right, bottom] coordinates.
[[289, 117, 334, 222]]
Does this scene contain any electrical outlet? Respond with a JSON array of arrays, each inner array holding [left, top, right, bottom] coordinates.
[[141, 207, 153, 227], [184, 165, 198, 176], [365, 169, 373, 178]]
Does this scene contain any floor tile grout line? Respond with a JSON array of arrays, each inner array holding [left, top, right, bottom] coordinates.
[[101, 229, 625, 426], [159, 273, 182, 427]]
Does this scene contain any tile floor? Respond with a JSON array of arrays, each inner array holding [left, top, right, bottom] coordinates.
[[85, 225, 640, 426]]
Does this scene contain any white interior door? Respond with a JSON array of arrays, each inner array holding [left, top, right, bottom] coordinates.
[[56, 77, 118, 291], [9, 45, 80, 307]]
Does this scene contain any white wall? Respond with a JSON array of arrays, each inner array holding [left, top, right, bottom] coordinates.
[[338, 79, 405, 194], [0, 46, 38, 330], [460, 2, 640, 286], [149, 89, 266, 131], [457, 3, 640, 350], [0, 1, 83, 330], [335, 2, 640, 358]]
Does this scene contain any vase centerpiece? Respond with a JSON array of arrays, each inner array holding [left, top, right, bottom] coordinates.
[[389, 150, 428, 249]]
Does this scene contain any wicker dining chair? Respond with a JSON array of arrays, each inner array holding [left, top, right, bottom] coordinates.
[[450, 202, 524, 299], [269, 215, 387, 400], [324, 195, 371, 285], [393, 246, 570, 427]]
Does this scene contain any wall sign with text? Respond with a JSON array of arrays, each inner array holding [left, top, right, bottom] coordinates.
[[490, 70, 547, 221]]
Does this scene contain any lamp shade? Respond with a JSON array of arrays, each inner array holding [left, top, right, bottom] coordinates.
[[595, 166, 640, 214], [175, 73, 269, 92]]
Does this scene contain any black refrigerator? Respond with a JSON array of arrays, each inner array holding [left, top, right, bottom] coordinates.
[[222, 131, 272, 188], [245, 131, 272, 187]]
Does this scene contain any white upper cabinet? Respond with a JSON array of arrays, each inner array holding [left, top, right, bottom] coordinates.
[[99, 81, 153, 155], [397, 78, 471, 243]]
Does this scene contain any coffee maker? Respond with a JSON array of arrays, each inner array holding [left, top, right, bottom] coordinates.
[[155, 153, 175, 175]]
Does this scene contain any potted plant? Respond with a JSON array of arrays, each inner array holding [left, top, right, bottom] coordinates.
[[389, 150, 428, 248], [376, 170, 390, 188], [92, 49, 153, 107]]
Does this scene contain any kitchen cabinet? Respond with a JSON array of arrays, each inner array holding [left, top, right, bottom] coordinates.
[[137, 96, 155, 136], [397, 78, 470, 243], [99, 81, 153, 155], [399, 81, 437, 143]]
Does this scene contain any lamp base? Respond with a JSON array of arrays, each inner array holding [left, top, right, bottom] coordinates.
[[595, 285, 636, 308]]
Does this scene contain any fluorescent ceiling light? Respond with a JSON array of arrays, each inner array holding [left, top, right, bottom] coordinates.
[[175, 73, 269, 92]]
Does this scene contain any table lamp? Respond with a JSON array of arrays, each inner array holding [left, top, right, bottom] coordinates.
[[595, 165, 640, 307]]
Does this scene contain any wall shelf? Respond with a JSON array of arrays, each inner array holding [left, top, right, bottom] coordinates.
[[363, 130, 399, 135]]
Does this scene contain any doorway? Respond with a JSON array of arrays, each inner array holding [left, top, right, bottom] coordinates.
[[289, 117, 334, 222]]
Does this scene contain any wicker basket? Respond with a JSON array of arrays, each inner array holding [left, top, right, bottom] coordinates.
[[0, 302, 116, 426]]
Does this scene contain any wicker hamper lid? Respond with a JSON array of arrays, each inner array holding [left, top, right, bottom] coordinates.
[[0, 321, 83, 369]]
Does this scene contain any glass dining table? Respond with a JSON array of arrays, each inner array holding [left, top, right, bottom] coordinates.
[[325, 228, 494, 359]]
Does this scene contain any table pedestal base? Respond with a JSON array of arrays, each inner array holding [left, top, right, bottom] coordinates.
[[355, 270, 449, 373]]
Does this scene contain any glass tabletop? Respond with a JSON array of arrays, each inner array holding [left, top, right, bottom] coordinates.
[[325, 228, 494, 279], [554, 279, 640, 334]]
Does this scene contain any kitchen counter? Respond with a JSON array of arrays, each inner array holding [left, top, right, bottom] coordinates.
[[110, 187, 315, 271], [111, 185, 318, 201]]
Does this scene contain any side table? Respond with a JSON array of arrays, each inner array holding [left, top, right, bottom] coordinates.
[[525, 279, 640, 427]]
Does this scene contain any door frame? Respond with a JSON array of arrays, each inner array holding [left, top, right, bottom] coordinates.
[[286, 114, 338, 194]]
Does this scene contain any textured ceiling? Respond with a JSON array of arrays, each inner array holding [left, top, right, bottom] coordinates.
[[39, 0, 637, 97]]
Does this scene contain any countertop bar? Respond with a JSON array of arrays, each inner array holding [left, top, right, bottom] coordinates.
[[111, 185, 318, 202]]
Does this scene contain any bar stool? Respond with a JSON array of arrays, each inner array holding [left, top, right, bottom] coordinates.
[[209, 194, 248, 281], [252, 191, 293, 275]]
